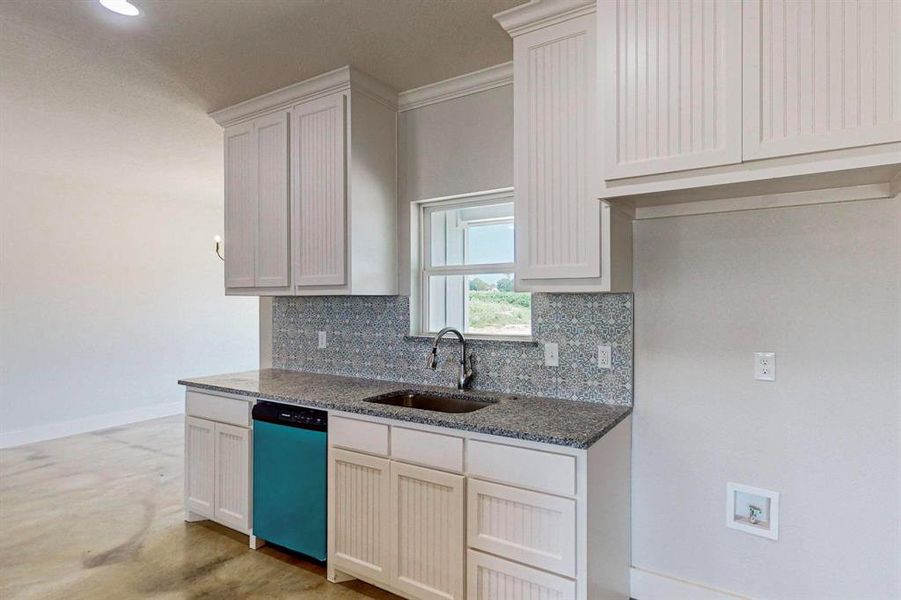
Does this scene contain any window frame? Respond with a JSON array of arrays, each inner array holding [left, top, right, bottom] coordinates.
[[417, 189, 531, 340]]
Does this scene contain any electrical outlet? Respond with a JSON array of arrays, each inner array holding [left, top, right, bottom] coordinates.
[[544, 342, 559, 367], [754, 352, 775, 381], [598, 344, 612, 370], [318, 331, 327, 349]]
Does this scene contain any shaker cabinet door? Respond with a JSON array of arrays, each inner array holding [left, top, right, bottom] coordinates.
[[743, 0, 901, 159], [599, 0, 743, 178]]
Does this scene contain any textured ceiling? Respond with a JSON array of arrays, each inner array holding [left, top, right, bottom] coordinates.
[[0, 0, 521, 112]]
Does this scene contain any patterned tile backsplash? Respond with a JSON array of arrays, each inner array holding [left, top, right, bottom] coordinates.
[[272, 293, 633, 405]]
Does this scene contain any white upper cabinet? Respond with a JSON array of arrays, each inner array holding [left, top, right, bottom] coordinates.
[[223, 121, 258, 289], [213, 66, 397, 296], [599, 0, 743, 178], [513, 12, 600, 282], [595, 0, 901, 209], [497, 0, 633, 292], [223, 112, 290, 292], [743, 0, 901, 160], [292, 93, 347, 287], [254, 112, 290, 287]]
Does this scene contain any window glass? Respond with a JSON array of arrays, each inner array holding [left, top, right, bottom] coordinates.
[[427, 273, 531, 336], [428, 202, 514, 267], [422, 197, 530, 337]]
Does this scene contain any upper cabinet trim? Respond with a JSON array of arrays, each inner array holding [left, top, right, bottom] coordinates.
[[397, 62, 513, 112], [210, 66, 397, 128], [494, 0, 596, 37]]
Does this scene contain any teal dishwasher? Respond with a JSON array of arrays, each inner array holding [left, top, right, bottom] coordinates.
[[252, 401, 327, 561]]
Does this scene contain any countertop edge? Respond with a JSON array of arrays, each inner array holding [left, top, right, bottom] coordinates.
[[177, 378, 631, 450]]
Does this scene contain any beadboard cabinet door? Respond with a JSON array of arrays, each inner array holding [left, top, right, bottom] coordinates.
[[213, 422, 251, 533], [185, 416, 215, 517], [467, 478, 576, 578], [513, 12, 601, 281], [390, 462, 465, 600], [224, 122, 257, 288], [253, 112, 290, 287], [292, 92, 347, 287], [467, 550, 576, 600], [331, 448, 391, 585], [599, 0, 743, 178], [224, 113, 290, 292], [743, 0, 901, 159]]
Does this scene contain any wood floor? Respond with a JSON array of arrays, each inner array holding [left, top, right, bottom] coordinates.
[[0, 415, 399, 599]]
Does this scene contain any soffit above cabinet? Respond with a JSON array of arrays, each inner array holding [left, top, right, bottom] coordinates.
[[210, 65, 398, 128]]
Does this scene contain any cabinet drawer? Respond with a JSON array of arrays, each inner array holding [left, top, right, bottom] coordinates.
[[467, 550, 576, 600], [467, 479, 576, 578], [467, 439, 576, 496], [185, 389, 251, 427], [391, 427, 463, 473], [330, 415, 389, 456]]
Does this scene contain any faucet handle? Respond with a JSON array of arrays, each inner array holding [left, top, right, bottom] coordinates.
[[426, 347, 438, 369]]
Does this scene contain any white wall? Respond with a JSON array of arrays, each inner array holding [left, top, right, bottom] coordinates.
[[398, 85, 513, 202], [0, 14, 258, 446], [395, 84, 514, 295], [632, 199, 900, 599]]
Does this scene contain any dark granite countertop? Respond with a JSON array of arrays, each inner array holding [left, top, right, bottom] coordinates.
[[178, 368, 631, 449]]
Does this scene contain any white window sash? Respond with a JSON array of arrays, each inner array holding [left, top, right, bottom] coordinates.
[[418, 191, 524, 337]]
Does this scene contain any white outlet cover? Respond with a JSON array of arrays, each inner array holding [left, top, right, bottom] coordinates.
[[544, 342, 559, 367], [727, 482, 779, 540], [598, 344, 612, 370], [318, 331, 327, 349], [754, 352, 776, 381]]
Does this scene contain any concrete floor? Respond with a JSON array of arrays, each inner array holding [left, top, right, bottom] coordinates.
[[0, 415, 399, 599]]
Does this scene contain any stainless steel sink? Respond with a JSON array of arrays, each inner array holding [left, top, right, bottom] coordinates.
[[364, 390, 497, 413]]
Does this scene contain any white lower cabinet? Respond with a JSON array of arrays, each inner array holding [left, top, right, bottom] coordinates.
[[185, 416, 215, 516], [330, 448, 392, 585], [467, 478, 576, 578], [467, 550, 576, 600], [183, 390, 252, 535], [327, 413, 632, 600], [391, 462, 465, 600], [212, 422, 251, 532]]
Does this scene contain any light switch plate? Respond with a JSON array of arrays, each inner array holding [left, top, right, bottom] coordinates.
[[754, 352, 775, 381], [318, 331, 327, 349], [544, 342, 559, 367], [598, 344, 612, 370]]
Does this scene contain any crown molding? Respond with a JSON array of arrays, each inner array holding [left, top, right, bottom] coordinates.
[[209, 65, 397, 127], [397, 62, 513, 112], [494, 0, 596, 37]]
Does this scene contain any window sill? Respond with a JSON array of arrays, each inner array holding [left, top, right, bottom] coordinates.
[[405, 334, 537, 346]]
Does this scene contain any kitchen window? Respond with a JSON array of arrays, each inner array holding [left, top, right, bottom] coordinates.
[[419, 191, 531, 338]]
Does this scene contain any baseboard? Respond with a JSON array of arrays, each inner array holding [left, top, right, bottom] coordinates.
[[0, 401, 184, 448], [631, 567, 752, 600]]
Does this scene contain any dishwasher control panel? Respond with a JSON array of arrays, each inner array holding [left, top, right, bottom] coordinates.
[[252, 401, 327, 432]]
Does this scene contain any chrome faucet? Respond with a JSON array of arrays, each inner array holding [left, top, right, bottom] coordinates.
[[427, 327, 474, 389]]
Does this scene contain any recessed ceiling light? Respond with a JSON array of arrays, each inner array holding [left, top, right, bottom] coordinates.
[[98, 0, 140, 17]]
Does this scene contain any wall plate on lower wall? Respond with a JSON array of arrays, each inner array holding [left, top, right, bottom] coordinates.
[[726, 482, 779, 540]]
